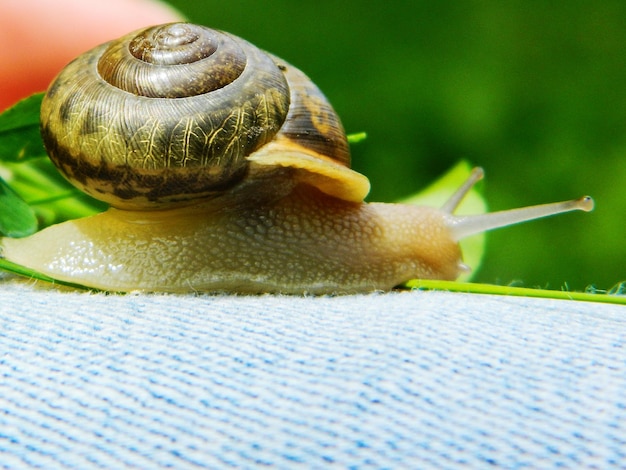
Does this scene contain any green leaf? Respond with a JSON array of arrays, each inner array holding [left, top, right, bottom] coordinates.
[[0, 177, 38, 237], [1, 158, 106, 228], [0, 157, 107, 228], [398, 161, 487, 281], [0, 92, 106, 230], [0, 93, 46, 162]]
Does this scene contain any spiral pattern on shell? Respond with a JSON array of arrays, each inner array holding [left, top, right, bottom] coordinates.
[[40, 23, 350, 208]]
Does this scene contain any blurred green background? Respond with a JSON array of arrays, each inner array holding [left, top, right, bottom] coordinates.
[[165, 0, 624, 291]]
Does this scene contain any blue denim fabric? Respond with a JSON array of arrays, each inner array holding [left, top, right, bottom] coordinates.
[[1, 283, 625, 468]]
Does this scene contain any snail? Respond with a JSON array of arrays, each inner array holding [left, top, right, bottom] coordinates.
[[0, 22, 594, 294]]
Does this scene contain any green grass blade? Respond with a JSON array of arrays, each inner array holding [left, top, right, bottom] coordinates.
[[347, 132, 367, 144], [0, 258, 95, 291], [407, 279, 626, 306]]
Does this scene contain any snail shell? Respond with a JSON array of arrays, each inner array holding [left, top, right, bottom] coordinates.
[[40, 22, 368, 209]]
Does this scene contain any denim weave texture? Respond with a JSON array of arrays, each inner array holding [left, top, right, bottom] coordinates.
[[1, 284, 625, 468]]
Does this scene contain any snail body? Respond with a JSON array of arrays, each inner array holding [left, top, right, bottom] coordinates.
[[0, 184, 463, 293], [0, 23, 593, 293]]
